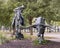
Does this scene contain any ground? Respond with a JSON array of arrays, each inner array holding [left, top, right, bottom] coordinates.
[[0, 32, 60, 48], [0, 39, 60, 48]]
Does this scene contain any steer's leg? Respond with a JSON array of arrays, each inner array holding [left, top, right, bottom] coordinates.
[[37, 26, 42, 43], [38, 34, 42, 44], [13, 28, 16, 35], [42, 28, 45, 41]]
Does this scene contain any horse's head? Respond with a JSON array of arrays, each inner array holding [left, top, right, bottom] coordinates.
[[13, 5, 24, 12]]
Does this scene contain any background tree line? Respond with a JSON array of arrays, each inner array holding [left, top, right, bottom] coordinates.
[[0, 0, 60, 27]]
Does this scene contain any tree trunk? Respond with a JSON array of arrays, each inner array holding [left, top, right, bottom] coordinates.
[[48, 20, 51, 32], [9, 26, 11, 32], [28, 16, 33, 35]]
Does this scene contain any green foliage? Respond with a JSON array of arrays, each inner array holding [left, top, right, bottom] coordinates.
[[0, 0, 60, 27], [33, 39, 39, 45], [33, 39, 49, 45]]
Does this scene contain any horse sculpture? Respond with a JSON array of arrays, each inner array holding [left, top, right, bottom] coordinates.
[[12, 5, 24, 39]]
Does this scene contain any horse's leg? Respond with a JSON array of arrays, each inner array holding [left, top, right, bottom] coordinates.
[[42, 34, 44, 41], [13, 28, 16, 35], [15, 25, 19, 39]]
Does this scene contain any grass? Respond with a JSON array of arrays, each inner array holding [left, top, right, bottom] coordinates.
[[0, 33, 9, 44], [0, 31, 56, 45], [33, 39, 51, 45], [23, 33, 55, 45], [33, 39, 39, 45], [0, 31, 15, 44], [23, 33, 37, 40], [23, 33, 48, 45]]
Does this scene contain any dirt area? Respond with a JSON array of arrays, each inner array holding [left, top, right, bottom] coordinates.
[[0, 39, 60, 48], [0, 32, 60, 48]]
